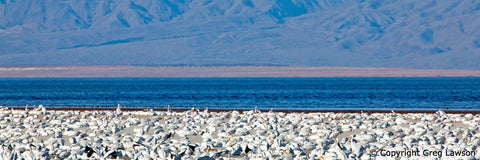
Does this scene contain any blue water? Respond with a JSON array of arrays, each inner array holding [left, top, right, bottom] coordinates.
[[0, 78, 480, 110]]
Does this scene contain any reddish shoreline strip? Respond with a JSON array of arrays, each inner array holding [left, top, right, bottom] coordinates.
[[9, 107, 480, 114], [1, 66, 480, 77]]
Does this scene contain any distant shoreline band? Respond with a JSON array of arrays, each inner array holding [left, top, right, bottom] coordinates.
[[4, 106, 480, 114]]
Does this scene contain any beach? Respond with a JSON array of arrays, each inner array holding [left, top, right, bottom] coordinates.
[[1, 106, 479, 159], [2, 66, 480, 78]]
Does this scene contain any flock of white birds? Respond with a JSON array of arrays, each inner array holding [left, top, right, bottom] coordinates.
[[0, 105, 479, 159]]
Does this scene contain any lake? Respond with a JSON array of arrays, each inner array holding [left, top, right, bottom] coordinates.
[[1, 78, 479, 111]]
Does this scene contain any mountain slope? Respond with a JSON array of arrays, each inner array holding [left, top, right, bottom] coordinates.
[[1, 0, 479, 69]]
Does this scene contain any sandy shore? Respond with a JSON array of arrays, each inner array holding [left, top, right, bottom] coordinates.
[[2, 65, 480, 77], [1, 107, 479, 159]]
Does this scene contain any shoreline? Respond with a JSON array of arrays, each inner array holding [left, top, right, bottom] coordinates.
[[1, 65, 480, 77], [5, 106, 480, 114]]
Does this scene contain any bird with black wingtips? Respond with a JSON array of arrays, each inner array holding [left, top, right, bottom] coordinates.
[[162, 132, 173, 143], [7, 144, 13, 152], [106, 150, 117, 159], [132, 143, 141, 149], [168, 149, 175, 159], [245, 145, 253, 154], [188, 144, 197, 152], [186, 143, 200, 156], [1, 144, 8, 151], [170, 150, 185, 160], [84, 146, 95, 157], [289, 147, 294, 155], [179, 150, 186, 157], [29, 144, 36, 149], [1, 144, 14, 159], [101, 145, 119, 159]]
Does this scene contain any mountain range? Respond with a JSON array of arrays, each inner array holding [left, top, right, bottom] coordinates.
[[1, 0, 480, 69]]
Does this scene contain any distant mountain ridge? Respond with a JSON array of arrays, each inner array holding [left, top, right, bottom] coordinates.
[[1, 0, 480, 69]]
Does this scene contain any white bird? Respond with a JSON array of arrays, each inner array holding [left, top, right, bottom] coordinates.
[[39, 105, 46, 114], [3, 109, 480, 159], [116, 104, 122, 115], [331, 139, 348, 160]]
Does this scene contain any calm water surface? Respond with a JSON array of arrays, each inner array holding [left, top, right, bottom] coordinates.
[[0, 78, 479, 110]]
